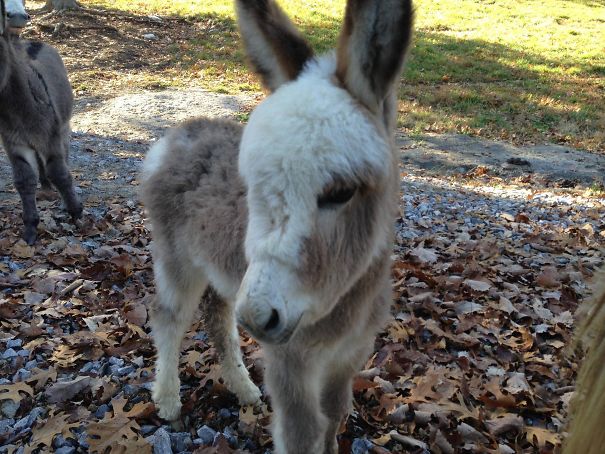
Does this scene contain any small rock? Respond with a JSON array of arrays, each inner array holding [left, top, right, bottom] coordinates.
[[6, 339, 23, 348], [143, 33, 158, 41], [217, 408, 231, 419], [2, 348, 18, 359], [13, 368, 31, 382], [53, 434, 69, 449], [17, 349, 30, 358], [78, 431, 90, 449], [108, 357, 124, 367], [1, 400, 20, 419], [352, 438, 374, 454], [123, 384, 140, 397], [196, 425, 216, 446], [140, 425, 158, 436], [223, 426, 238, 448], [55, 447, 76, 454], [24, 360, 38, 370], [117, 365, 136, 376], [95, 404, 109, 419], [80, 362, 95, 374], [153, 428, 173, 454], [0, 418, 15, 434], [170, 432, 192, 452]]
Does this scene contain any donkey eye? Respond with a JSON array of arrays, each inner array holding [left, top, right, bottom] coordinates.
[[317, 186, 356, 209]]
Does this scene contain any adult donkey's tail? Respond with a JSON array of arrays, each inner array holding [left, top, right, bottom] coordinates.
[[564, 276, 605, 454]]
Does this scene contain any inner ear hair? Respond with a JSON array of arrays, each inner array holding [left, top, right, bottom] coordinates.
[[336, 0, 414, 112], [236, 0, 314, 92]]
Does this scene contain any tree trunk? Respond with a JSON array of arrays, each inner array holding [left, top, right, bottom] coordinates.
[[45, 0, 80, 11]]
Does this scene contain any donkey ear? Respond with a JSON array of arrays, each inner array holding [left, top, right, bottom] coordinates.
[[336, 0, 413, 113], [235, 0, 314, 92], [0, 0, 6, 35]]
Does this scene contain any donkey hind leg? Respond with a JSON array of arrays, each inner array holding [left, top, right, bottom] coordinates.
[[201, 289, 262, 405], [45, 139, 82, 220], [320, 365, 356, 454], [150, 260, 207, 421], [265, 353, 327, 454], [8, 147, 40, 244]]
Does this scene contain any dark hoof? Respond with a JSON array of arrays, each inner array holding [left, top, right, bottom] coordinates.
[[69, 202, 83, 221], [23, 228, 37, 245]]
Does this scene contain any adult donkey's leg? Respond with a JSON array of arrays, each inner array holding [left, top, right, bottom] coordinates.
[[45, 135, 82, 220], [8, 146, 40, 244]]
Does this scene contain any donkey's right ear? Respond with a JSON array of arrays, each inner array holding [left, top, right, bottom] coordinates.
[[336, 0, 413, 113], [235, 0, 314, 92]]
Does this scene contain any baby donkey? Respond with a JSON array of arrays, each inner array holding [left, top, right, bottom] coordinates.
[[0, 0, 81, 244], [140, 0, 413, 452]]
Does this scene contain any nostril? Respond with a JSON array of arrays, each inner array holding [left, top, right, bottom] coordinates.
[[264, 309, 280, 332]]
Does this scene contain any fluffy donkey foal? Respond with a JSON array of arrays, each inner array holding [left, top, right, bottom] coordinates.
[[0, 0, 81, 244], [140, 0, 413, 452]]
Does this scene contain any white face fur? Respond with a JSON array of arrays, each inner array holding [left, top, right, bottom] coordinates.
[[235, 57, 392, 344], [5, 0, 28, 29]]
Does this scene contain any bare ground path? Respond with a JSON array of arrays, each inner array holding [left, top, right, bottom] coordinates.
[[1, 89, 603, 203]]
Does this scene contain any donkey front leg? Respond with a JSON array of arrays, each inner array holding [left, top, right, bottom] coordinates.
[[320, 364, 357, 454], [265, 350, 327, 454], [150, 260, 207, 421], [45, 139, 82, 221], [201, 289, 262, 405], [8, 147, 40, 244]]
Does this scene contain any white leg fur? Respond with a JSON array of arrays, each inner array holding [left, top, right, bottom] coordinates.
[[219, 314, 262, 405], [151, 260, 208, 421]]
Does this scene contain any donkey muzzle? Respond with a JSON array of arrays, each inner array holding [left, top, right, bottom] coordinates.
[[237, 301, 300, 344]]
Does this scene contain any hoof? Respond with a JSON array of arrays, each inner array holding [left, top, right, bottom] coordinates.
[[23, 227, 37, 245], [69, 202, 83, 221], [152, 384, 182, 422]]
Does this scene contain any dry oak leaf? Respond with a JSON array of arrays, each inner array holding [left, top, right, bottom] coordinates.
[[111, 395, 156, 419], [479, 378, 517, 409], [525, 426, 561, 449], [87, 415, 151, 454], [11, 240, 35, 258], [25, 412, 80, 453], [26, 367, 58, 391], [0, 381, 34, 402], [46, 376, 93, 404], [50, 344, 84, 367]]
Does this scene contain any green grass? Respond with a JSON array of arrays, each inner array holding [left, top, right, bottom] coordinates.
[[82, 0, 605, 151]]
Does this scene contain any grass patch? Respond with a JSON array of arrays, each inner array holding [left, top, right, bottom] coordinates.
[[80, 0, 605, 151]]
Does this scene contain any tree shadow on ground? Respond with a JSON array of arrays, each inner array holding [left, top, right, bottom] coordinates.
[[20, 4, 604, 151]]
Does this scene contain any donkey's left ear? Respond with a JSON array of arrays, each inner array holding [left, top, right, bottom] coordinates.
[[236, 0, 314, 92], [0, 0, 6, 35], [336, 0, 413, 113]]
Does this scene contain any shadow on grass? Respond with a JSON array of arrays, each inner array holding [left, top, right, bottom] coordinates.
[[25, 4, 603, 151]]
